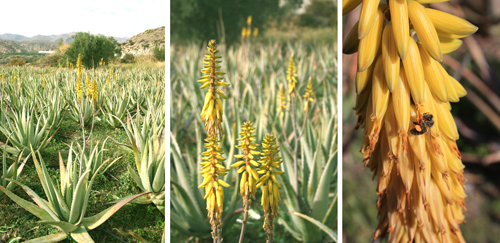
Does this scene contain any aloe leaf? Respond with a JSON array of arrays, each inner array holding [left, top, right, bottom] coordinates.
[[38, 220, 78, 233], [68, 170, 90, 224], [70, 226, 95, 243], [171, 181, 209, 230], [23, 232, 67, 243], [311, 154, 336, 222], [152, 158, 165, 193], [0, 185, 55, 221], [127, 164, 145, 191], [307, 136, 325, 205], [31, 147, 63, 218], [289, 211, 338, 242], [81, 191, 150, 230], [5, 179, 60, 221]]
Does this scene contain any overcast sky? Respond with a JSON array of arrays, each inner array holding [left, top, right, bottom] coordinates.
[[0, 0, 165, 38]]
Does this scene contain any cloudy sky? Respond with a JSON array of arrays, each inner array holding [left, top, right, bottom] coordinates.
[[0, 0, 165, 38]]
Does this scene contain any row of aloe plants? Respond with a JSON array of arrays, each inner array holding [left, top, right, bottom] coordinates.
[[0, 58, 165, 242], [170, 40, 337, 242]]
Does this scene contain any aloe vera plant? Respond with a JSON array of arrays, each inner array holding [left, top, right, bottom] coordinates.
[[112, 109, 166, 214], [0, 106, 56, 155], [102, 89, 130, 128], [0, 146, 148, 243], [0, 141, 27, 199]]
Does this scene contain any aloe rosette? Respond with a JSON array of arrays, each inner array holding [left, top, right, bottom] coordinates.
[[0, 146, 148, 243]]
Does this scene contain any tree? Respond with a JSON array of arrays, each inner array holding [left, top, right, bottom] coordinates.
[[64, 32, 121, 68], [58, 38, 63, 47]]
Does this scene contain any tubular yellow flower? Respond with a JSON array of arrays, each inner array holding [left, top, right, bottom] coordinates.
[[303, 77, 314, 111], [232, 121, 259, 204], [277, 83, 288, 118], [253, 28, 259, 38], [247, 16, 252, 26], [199, 40, 229, 137], [198, 135, 229, 242], [256, 134, 284, 243], [286, 53, 298, 94], [344, 2, 478, 242]]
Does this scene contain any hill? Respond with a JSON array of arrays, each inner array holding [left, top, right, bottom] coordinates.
[[0, 40, 58, 53], [120, 27, 165, 56]]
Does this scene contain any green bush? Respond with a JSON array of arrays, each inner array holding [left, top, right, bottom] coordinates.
[[9, 58, 26, 66], [153, 45, 165, 61], [64, 32, 122, 68], [120, 53, 135, 63]]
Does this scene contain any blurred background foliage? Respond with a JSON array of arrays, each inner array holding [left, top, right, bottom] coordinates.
[[343, 0, 500, 242], [171, 0, 337, 45]]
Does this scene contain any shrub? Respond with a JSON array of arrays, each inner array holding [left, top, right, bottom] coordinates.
[[152, 45, 165, 62], [9, 58, 26, 66], [64, 32, 122, 68], [120, 53, 135, 63]]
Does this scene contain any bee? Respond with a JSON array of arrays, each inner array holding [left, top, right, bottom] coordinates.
[[410, 113, 434, 135]]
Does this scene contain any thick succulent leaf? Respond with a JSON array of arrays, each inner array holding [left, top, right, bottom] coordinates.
[[5, 179, 60, 221], [171, 181, 210, 230], [70, 226, 95, 243], [39, 220, 78, 233], [81, 192, 150, 230], [311, 153, 336, 222], [0, 185, 55, 221], [127, 164, 145, 191], [152, 153, 165, 193], [31, 147, 64, 218], [289, 211, 338, 242], [68, 170, 90, 224], [23, 232, 67, 243]]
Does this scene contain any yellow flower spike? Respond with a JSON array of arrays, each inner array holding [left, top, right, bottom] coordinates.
[[408, 1, 442, 62], [389, 0, 410, 60], [303, 77, 315, 111], [76, 54, 83, 102], [343, 0, 363, 15], [199, 40, 228, 137], [418, 43, 448, 103], [342, 21, 360, 55], [381, 22, 400, 92], [402, 38, 425, 107], [286, 53, 298, 94], [247, 16, 252, 26], [257, 134, 283, 242], [358, 0, 382, 39], [91, 79, 98, 106], [198, 135, 228, 242], [426, 9, 478, 36], [358, 5, 384, 72], [233, 121, 259, 201]]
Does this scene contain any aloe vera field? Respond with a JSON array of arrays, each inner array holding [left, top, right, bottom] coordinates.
[[0, 61, 165, 242], [170, 38, 337, 243]]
